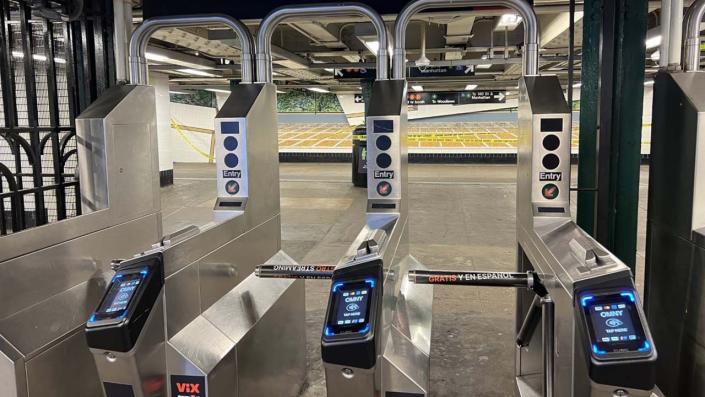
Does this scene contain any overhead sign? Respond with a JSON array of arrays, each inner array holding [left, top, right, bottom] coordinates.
[[408, 90, 506, 105], [408, 65, 474, 78], [334, 68, 376, 79]]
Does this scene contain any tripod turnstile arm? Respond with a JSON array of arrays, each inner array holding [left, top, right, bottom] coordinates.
[[408, 270, 533, 288], [516, 294, 542, 347], [255, 264, 335, 279]]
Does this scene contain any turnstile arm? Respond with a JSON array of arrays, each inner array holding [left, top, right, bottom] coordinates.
[[516, 294, 542, 347], [255, 264, 335, 279], [408, 270, 531, 288]]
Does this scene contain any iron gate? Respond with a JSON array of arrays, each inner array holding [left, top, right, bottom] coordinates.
[[0, 0, 115, 235]]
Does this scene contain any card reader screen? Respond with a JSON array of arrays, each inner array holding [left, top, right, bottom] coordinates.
[[97, 274, 142, 315], [373, 120, 393, 133], [582, 292, 648, 355], [328, 281, 373, 334]]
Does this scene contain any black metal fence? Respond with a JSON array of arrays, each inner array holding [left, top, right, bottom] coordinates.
[[0, 0, 115, 235]]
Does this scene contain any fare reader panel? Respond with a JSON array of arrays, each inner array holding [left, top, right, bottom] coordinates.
[[86, 253, 164, 352], [576, 287, 657, 391], [322, 259, 383, 371], [215, 117, 249, 210]]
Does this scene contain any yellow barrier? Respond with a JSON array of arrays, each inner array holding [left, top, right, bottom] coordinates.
[[170, 118, 215, 161]]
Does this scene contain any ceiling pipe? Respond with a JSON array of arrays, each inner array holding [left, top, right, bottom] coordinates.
[[129, 14, 255, 85], [393, 0, 540, 79], [683, 0, 705, 71], [256, 3, 389, 83]]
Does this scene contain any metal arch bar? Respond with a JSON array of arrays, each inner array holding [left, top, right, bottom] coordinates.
[[129, 14, 255, 85], [392, 0, 539, 79], [256, 3, 389, 83], [683, 0, 705, 71]]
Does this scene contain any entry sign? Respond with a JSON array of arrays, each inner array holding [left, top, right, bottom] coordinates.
[[354, 94, 364, 104], [171, 375, 205, 397]]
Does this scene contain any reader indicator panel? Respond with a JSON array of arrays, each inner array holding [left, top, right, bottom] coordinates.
[[582, 292, 649, 355], [328, 281, 373, 334], [373, 120, 394, 133]]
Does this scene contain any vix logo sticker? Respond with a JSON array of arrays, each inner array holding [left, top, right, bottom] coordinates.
[[171, 375, 205, 397]]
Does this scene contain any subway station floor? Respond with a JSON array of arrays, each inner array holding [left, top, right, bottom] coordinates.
[[163, 162, 649, 397]]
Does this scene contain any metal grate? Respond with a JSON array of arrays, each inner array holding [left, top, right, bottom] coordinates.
[[0, 0, 114, 235]]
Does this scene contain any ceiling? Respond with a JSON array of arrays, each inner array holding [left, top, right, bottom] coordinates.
[[133, 1, 680, 95]]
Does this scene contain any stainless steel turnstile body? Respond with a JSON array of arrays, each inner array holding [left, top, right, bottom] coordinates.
[[0, 85, 162, 397], [87, 82, 304, 397], [645, 71, 705, 396], [515, 77, 657, 397]]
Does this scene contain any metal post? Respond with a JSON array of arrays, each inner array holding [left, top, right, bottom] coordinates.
[[541, 296, 554, 397], [668, 0, 684, 69], [129, 15, 255, 85], [18, 4, 47, 226], [683, 0, 705, 71], [256, 3, 389, 84], [392, 0, 540, 79], [113, 0, 132, 83]]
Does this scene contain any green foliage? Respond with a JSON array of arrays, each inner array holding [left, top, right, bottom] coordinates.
[[170, 90, 216, 108], [277, 89, 343, 113]]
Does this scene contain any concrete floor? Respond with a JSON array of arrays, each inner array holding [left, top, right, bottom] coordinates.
[[165, 162, 650, 397]]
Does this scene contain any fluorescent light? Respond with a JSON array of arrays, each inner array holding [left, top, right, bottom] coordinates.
[[362, 40, 379, 54], [177, 68, 218, 77], [145, 52, 169, 62], [464, 84, 478, 91], [276, 90, 286, 94], [205, 88, 231, 93], [306, 87, 330, 93], [572, 82, 582, 88], [169, 90, 189, 95], [324, 68, 335, 73], [476, 54, 492, 69], [495, 14, 522, 31], [11, 50, 64, 64], [411, 85, 424, 92], [644, 80, 654, 86], [646, 35, 662, 49], [650, 50, 660, 61]]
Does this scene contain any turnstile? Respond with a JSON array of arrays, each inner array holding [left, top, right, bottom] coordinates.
[[254, 4, 434, 396], [392, 1, 659, 396], [644, 1, 705, 395], [83, 14, 305, 397]]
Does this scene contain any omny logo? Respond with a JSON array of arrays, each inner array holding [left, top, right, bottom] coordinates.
[[539, 172, 562, 181], [346, 303, 360, 312], [374, 170, 395, 179], [223, 170, 241, 179], [606, 318, 624, 328], [600, 310, 624, 318]]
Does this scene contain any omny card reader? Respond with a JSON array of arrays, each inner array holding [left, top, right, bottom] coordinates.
[[86, 253, 166, 397], [322, 258, 383, 372], [576, 287, 657, 393]]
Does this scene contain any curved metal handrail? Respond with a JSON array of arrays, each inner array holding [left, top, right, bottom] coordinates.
[[393, 0, 539, 78], [129, 14, 255, 85], [256, 3, 389, 83], [683, 0, 705, 71]]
